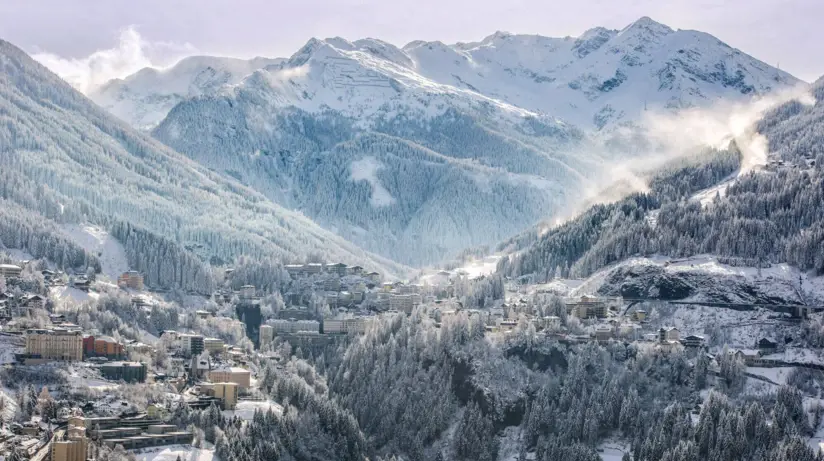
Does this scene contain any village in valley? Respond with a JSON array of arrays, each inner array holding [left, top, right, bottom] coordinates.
[[0, 248, 820, 461]]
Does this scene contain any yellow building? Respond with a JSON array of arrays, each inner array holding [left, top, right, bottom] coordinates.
[[213, 382, 239, 410], [25, 329, 83, 361], [209, 366, 251, 388], [203, 338, 225, 354]]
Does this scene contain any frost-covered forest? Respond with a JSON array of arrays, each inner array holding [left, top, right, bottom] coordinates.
[[0, 39, 408, 282], [500, 79, 824, 280], [152, 89, 587, 266], [168, 310, 823, 461]]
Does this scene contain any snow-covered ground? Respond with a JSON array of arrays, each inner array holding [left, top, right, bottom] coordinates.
[[746, 367, 796, 385], [763, 348, 824, 367], [60, 224, 129, 282], [134, 445, 215, 461], [598, 439, 630, 461], [50, 285, 99, 304], [349, 157, 395, 207], [222, 400, 283, 421]]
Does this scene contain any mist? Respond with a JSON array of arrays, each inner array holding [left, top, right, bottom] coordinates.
[[32, 26, 196, 94], [539, 84, 815, 234]]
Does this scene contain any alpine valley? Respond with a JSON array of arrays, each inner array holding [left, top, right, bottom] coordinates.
[[88, 17, 800, 266]]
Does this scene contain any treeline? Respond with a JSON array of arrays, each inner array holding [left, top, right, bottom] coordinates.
[[499, 147, 741, 279], [225, 311, 822, 461], [0, 198, 100, 272], [110, 222, 214, 295], [502, 84, 824, 279]]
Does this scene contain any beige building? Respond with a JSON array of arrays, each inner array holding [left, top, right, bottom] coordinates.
[[213, 382, 239, 410], [203, 337, 225, 354], [259, 325, 274, 346], [25, 328, 83, 361], [323, 317, 369, 335], [209, 366, 251, 388], [52, 418, 88, 461]]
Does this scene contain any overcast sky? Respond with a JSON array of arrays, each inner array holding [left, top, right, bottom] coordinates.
[[1, 0, 821, 88]]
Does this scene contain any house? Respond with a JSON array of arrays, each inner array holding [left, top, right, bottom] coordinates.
[[631, 310, 647, 322], [195, 310, 213, 320], [659, 327, 679, 343], [595, 325, 613, 342], [731, 349, 762, 365], [117, 271, 144, 290], [73, 276, 91, 292], [22, 294, 46, 310], [328, 263, 348, 277], [365, 272, 382, 284], [681, 335, 706, 349], [757, 338, 778, 353], [346, 265, 364, 276]]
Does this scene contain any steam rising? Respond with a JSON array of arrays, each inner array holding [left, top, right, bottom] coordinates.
[[33, 26, 196, 94]]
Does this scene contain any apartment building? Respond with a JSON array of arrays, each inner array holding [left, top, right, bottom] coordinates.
[[209, 366, 251, 388], [179, 334, 205, 356], [203, 337, 225, 354], [212, 382, 239, 410], [0, 264, 22, 278], [25, 328, 83, 361], [94, 336, 125, 358], [259, 325, 274, 346], [52, 419, 88, 461], [100, 362, 147, 383], [270, 319, 320, 334], [323, 317, 369, 335]]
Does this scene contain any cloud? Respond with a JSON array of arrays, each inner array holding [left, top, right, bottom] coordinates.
[[32, 26, 196, 94], [538, 84, 815, 234]]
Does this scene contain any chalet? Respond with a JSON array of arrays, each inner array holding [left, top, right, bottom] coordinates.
[[22, 294, 46, 310], [346, 265, 364, 276], [658, 327, 679, 343], [632, 310, 647, 322], [681, 335, 706, 349], [757, 338, 778, 353], [328, 263, 348, 277], [365, 272, 382, 284]]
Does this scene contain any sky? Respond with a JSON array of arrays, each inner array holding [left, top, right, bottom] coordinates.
[[1, 0, 821, 90]]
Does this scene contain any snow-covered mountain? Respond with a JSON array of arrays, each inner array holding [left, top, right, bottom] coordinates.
[[87, 17, 800, 267], [0, 38, 408, 280], [89, 55, 283, 130], [408, 17, 800, 129]]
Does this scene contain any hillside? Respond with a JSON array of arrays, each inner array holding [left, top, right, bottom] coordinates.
[[0, 38, 409, 289], [498, 78, 824, 284]]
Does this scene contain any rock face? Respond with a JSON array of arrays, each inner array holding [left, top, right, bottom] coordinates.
[[598, 264, 804, 305]]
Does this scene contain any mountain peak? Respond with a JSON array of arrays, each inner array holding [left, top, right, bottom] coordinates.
[[619, 16, 674, 37]]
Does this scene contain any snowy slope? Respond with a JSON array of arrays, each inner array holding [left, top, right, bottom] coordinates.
[[89, 56, 282, 129], [0, 37, 410, 278], [59, 224, 129, 281]]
